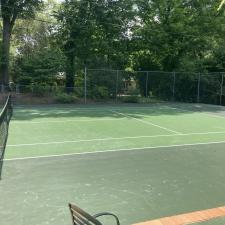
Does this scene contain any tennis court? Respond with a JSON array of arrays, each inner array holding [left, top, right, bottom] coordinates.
[[1, 103, 225, 225]]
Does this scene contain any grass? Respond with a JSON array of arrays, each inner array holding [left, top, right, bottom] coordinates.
[[1, 103, 225, 225]]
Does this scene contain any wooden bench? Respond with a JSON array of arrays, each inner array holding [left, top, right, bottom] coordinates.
[[69, 203, 120, 225]]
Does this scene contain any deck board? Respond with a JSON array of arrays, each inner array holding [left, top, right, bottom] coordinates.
[[133, 206, 225, 225]]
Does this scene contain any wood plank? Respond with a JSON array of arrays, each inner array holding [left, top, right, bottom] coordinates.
[[133, 206, 225, 225]]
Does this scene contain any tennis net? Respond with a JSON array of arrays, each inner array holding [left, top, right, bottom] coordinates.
[[0, 95, 13, 179]]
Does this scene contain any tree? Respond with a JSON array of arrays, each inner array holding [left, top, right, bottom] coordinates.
[[0, 0, 43, 86], [218, 0, 225, 11], [131, 0, 225, 99], [132, 0, 219, 71], [57, 0, 134, 90]]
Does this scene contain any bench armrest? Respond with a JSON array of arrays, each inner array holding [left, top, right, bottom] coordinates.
[[93, 212, 120, 225]]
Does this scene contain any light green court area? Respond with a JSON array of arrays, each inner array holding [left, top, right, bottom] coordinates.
[[1, 103, 225, 225], [6, 104, 225, 159]]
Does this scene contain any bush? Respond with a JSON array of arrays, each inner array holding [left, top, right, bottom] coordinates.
[[55, 93, 78, 103], [17, 76, 33, 93], [18, 85, 32, 93], [127, 87, 140, 96], [31, 85, 50, 97], [74, 87, 84, 97], [121, 95, 139, 103], [138, 97, 163, 103], [18, 76, 32, 86], [89, 86, 109, 99]]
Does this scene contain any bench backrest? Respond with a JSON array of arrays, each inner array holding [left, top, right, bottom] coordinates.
[[69, 203, 102, 225]]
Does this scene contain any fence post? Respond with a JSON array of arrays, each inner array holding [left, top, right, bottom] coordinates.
[[116, 70, 119, 102], [16, 84, 20, 94], [145, 72, 149, 97], [220, 73, 224, 105], [1, 84, 4, 93], [84, 66, 87, 104], [197, 73, 201, 103], [172, 72, 176, 100]]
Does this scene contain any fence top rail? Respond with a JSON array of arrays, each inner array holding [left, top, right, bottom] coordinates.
[[87, 68, 174, 73], [87, 68, 225, 75]]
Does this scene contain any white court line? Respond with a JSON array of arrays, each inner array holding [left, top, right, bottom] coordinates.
[[8, 130, 225, 147], [14, 105, 163, 111], [5, 140, 225, 161], [13, 105, 178, 116], [110, 110, 181, 134], [11, 118, 125, 124]]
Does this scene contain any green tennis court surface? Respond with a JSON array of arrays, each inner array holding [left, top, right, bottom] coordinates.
[[1, 103, 225, 225]]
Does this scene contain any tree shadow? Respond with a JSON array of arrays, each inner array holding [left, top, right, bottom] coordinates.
[[10, 102, 225, 121]]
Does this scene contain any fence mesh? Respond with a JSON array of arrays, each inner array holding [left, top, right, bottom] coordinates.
[[1, 69, 225, 105]]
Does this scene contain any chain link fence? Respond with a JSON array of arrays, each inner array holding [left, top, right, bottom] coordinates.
[[1, 68, 225, 105], [85, 69, 225, 105]]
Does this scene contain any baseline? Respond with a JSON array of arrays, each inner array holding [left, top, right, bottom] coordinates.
[[11, 117, 125, 124], [5, 140, 225, 161], [7, 130, 225, 147], [110, 110, 181, 134]]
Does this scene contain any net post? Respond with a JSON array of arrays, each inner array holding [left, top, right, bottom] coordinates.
[[145, 72, 149, 97], [172, 72, 176, 100], [197, 72, 201, 103], [0, 94, 13, 180], [84, 66, 87, 104], [220, 73, 224, 105]]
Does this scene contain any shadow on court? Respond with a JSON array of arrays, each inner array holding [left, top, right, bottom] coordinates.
[[11, 102, 225, 121]]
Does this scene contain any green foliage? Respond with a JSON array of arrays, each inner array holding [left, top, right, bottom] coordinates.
[[132, 0, 224, 71], [121, 95, 139, 103], [1, 0, 225, 105], [138, 97, 163, 104], [13, 48, 65, 85], [89, 86, 109, 99], [126, 87, 140, 96], [218, 0, 225, 11], [31, 84, 53, 97], [55, 93, 78, 103], [56, 0, 135, 87], [0, 0, 44, 84], [16, 75, 32, 86]]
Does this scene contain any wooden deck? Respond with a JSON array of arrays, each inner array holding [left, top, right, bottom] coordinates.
[[133, 206, 225, 225]]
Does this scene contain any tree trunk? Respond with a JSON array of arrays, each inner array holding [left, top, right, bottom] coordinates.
[[0, 18, 11, 86], [65, 53, 75, 93]]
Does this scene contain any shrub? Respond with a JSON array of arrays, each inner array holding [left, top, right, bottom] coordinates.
[[31, 85, 50, 97], [18, 76, 32, 86], [74, 87, 84, 97], [55, 93, 78, 103], [89, 86, 109, 99], [17, 76, 33, 93], [121, 95, 139, 103], [138, 97, 163, 103], [127, 88, 140, 96]]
